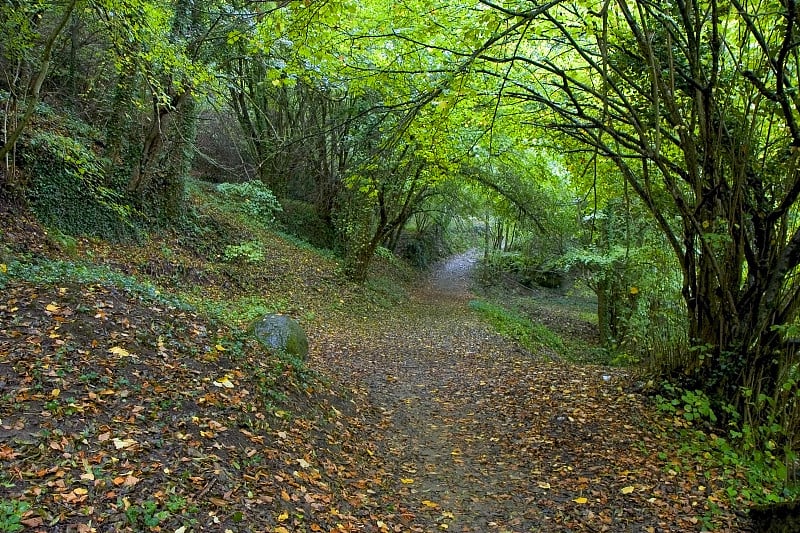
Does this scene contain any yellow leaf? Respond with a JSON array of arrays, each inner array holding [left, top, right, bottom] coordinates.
[[274, 528, 290, 533], [277, 511, 289, 522], [51, 388, 60, 398], [573, 497, 588, 504], [537, 481, 551, 489], [213, 376, 235, 389], [0, 263, 7, 274], [108, 346, 131, 357], [215, 344, 226, 351], [112, 437, 137, 449], [73, 487, 88, 495], [621, 485, 635, 494], [45, 303, 60, 312], [421, 500, 439, 508], [296, 458, 311, 468], [400, 478, 414, 484]]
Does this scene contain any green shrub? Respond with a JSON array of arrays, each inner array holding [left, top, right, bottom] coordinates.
[[655, 381, 800, 507], [398, 229, 443, 269], [216, 181, 282, 223], [0, 499, 29, 532], [469, 299, 564, 355], [223, 241, 265, 264], [276, 199, 337, 250], [21, 131, 136, 240]]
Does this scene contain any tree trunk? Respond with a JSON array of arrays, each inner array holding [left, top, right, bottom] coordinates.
[[0, 0, 78, 162]]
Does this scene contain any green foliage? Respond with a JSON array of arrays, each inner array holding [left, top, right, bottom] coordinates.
[[276, 199, 337, 250], [469, 299, 564, 355], [46, 228, 79, 258], [560, 198, 688, 369], [216, 181, 282, 224], [0, 500, 29, 533], [6, 257, 188, 309], [194, 295, 287, 329], [21, 131, 137, 240], [124, 499, 170, 528], [655, 382, 800, 507], [655, 383, 717, 425], [483, 251, 563, 289], [223, 241, 265, 264], [397, 229, 443, 269]]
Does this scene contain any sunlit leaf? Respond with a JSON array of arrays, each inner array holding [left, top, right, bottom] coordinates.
[[108, 346, 131, 357], [112, 437, 137, 449]]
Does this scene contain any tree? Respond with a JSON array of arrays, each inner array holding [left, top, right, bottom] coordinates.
[[0, 0, 80, 180], [454, 0, 800, 433]]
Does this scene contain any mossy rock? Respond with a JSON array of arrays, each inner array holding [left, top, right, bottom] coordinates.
[[252, 314, 309, 360]]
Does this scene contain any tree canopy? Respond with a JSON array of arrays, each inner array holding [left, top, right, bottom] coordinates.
[[3, 0, 800, 472]]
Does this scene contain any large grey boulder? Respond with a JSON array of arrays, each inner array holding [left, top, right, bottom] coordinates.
[[252, 314, 309, 360]]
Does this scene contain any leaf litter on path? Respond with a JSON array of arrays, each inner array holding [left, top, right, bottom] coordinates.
[[0, 235, 753, 531], [312, 257, 751, 532]]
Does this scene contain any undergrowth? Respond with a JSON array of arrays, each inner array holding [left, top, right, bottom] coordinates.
[[654, 382, 800, 511], [469, 299, 564, 356]]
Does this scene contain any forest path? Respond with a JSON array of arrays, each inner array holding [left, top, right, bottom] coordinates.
[[312, 252, 748, 532]]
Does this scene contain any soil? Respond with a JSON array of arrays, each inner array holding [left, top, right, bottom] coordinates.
[[0, 216, 755, 532], [313, 250, 751, 532]]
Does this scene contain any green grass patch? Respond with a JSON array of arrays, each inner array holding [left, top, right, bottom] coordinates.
[[6, 257, 189, 309], [190, 295, 289, 328], [469, 299, 564, 355]]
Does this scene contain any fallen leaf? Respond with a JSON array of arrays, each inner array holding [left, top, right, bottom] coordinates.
[[621, 485, 635, 494], [537, 481, 551, 489], [112, 437, 137, 449], [573, 497, 588, 504], [108, 346, 131, 357], [45, 303, 60, 313], [0, 445, 19, 460], [213, 376, 235, 388], [400, 478, 414, 484], [20, 517, 43, 528], [277, 511, 289, 522]]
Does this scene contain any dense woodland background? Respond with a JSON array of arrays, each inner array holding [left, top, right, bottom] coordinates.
[[2, 0, 800, 518]]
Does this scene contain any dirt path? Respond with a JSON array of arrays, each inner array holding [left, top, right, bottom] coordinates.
[[313, 253, 750, 532]]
